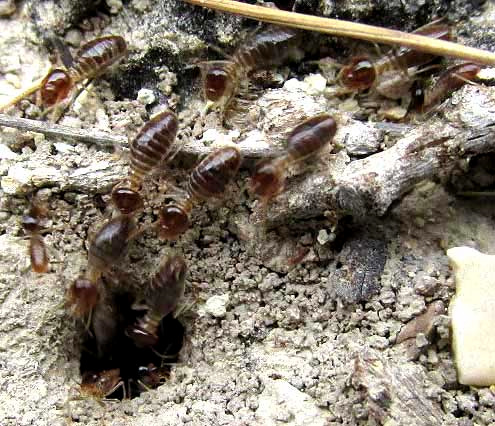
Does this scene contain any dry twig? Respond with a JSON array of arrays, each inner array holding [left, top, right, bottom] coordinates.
[[262, 86, 495, 225], [183, 0, 495, 66]]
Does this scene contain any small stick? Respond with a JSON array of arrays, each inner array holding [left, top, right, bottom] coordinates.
[[183, 0, 495, 66], [0, 76, 46, 112], [0, 113, 279, 159]]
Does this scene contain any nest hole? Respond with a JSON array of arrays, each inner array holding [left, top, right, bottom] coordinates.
[[79, 292, 185, 400]]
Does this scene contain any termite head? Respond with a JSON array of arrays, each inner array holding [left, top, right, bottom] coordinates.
[[158, 204, 190, 240], [67, 277, 99, 316], [40, 68, 73, 107], [200, 61, 237, 107], [80, 368, 122, 398], [338, 56, 376, 91], [22, 202, 47, 233], [111, 187, 143, 215], [21, 214, 40, 233], [249, 159, 285, 203]]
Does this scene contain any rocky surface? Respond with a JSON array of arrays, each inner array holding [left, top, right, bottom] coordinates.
[[0, 0, 495, 425]]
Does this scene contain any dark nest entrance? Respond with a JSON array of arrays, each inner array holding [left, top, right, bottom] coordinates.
[[79, 291, 185, 400]]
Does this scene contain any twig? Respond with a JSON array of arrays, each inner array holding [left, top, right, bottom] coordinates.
[[0, 114, 277, 159], [262, 87, 495, 225], [183, 0, 495, 66]]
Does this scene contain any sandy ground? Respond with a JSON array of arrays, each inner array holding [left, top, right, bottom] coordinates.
[[1, 0, 495, 425]]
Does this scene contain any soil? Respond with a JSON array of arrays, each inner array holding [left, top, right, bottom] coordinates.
[[0, 0, 495, 425]]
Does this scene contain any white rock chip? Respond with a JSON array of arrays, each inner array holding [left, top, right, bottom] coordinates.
[[0, 144, 18, 159], [447, 246, 495, 386], [137, 88, 156, 105], [203, 294, 229, 318], [303, 74, 327, 95], [256, 378, 330, 425]]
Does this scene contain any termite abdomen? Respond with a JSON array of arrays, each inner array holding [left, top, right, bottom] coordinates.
[[30, 234, 49, 273], [232, 27, 302, 71], [111, 187, 144, 215], [127, 256, 187, 347], [88, 215, 135, 273], [129, 110, 178, 190], [71, 35, 127, 81], [40, 68, 73, 107], [287, 114, 337, 160], [188, 146, 242, 199], [422, 62, 481, 111]]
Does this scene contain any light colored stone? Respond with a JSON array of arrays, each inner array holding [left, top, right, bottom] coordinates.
[[0, 143, 18, 159], [447, 246, 495, 386], [203, 294, 229, 318], [137, 88, 156, 106], [256, 378, 331, 425], [303, 74, 327, 95]]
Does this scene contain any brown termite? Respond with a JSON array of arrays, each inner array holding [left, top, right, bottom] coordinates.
[[0, 35, 127, 113], [21, 203, 49, 274], [111, 110, 179, 215], [200, 26, 303, 117], [68, 215, 136, 316], [127, 255, 187, 347], [249, 113, 337, 204], [66, 278, 99, 317], [80, 369, 125, 399], [338, 21, 451, 98], [158, 146, 242, 240], [136, 363, 168, 390], [418, 62, 482, 112]]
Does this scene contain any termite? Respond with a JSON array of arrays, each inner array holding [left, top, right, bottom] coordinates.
[[200, 26, 303, 119], [249, 113, 337, 204], [418, 62, 482, 112], [21, 203, 49, 273], [0, 35, 127, 114], [338, 21, 451, 99], [80, 369, 125, 400], [111, 110, 179, 215], [158, 146, 242, 240], [69, 215, 136, 316], [127, 255, 187, 347]]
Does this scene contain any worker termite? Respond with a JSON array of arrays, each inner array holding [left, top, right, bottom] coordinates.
[[80, 368, 125, 400], [200, 26, 303, 120], [158, 146, 242, 240], [135, 363, 167, 390], [21, 203, 49, 273], [111, 110, 179, 215], [127, 255, 187, 347], [66, 278, 99, 317], [337, 21, 451, 99], [68, 215, 136, 317], [0, 35, 127, 116], [415, 62, 482, 112], [249, 113, 337, 204]]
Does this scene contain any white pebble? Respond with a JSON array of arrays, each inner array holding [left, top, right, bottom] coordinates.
[[303, 74, 327, 95], [0, 144, 18, 160], [137, 88, 156, 105], [204, 294, 229, 318], [448, 246, 495, 386]]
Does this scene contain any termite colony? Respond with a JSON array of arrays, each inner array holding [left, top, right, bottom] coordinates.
[[7, 14, 485, 402]]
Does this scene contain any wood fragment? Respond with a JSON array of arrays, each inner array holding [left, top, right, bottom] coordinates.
[[183, 0, 495, 66], [0, 114, 272, 159], [262, 86, 495, 226], [353, 348, 445, 424]]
